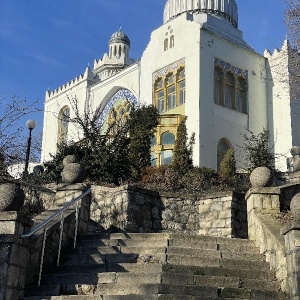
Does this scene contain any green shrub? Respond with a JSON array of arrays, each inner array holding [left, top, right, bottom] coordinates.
[[242, 128, 275, 171]]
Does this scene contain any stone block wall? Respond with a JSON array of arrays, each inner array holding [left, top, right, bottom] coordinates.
[[282, 220, 300, 299], [0, 212, 32, 300], [91, 185, 247, 238]]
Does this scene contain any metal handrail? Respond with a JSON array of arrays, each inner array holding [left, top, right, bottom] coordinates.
[[21, 187, 92, 286], [21, 188, 91, 238]]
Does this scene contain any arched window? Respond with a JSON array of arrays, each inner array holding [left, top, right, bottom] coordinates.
[[236, 76, 248, 113], [214, 66, 223, 105], [224, 72, 235, 109], [58, 106, 70, 145], [164, 38, 169, 51], [166, 73, 176, 110], [170, 35, 175, 48], [177, 67, 186, 105], [161, 132, 175, 145], [155, 78, 165, 113], [217, 138, 231, 171]]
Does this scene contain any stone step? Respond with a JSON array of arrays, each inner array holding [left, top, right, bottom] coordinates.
[[73, 245, 167, 256], [167, 246, 264, 261], [96, 283, 160, 296], [62, 253, 138, 265], [107, 263, 163, 273], [168, 235, 258, 253], [161, 273, 279, 292], [165, 254, 269, 270], [42, 272, 162, 286], [110, 233, 170, 240], [44, 262, 163, 275], [95, 284, 218, 297], [162, 264, 276, 281], [112, 239, 169, 248]]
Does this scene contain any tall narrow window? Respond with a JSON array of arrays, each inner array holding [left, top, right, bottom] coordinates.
[[224, 72, 235, 109], [58, 106, 70, 145], [166, 73, 176, 110], [155, 78, 165, 113], [164, 38, 169, 51], [214, 66, 223, 105], [178, 67, 186, 105], [236, 77, 248, 114], [170, 35, 175, 48]]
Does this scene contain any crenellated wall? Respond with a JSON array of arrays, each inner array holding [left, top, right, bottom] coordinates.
[[45, 67, 95, 101]]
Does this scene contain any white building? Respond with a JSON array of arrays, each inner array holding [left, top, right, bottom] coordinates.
[[41, 0, 299, 172]]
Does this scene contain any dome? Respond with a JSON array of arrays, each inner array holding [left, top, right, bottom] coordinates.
[[163, 0, 238, 28], [109, 28, 131, 46]]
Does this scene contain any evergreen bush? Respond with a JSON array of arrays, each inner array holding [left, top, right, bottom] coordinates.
[[172, 119, 195, 175]]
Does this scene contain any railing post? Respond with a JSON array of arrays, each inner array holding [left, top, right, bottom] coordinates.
[[57, 213, 64, 266], [74, 201, 79, 249], [38, 227, 48, 286]]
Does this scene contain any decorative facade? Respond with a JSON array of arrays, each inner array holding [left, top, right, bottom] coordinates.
[[41, 0, 299, 172]]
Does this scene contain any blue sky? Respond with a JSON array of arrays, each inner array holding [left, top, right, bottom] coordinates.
[[0, 0, 288, 136]]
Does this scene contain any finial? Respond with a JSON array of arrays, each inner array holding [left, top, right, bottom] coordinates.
[[119, 25, 122, 32]]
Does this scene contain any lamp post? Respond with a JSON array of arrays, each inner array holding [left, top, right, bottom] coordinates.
[[23, 119, 36, 177]]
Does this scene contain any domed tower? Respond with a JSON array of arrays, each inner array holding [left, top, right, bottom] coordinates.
[[108, 27, 131, 60], [163, 0, 238, 28], [94, 27, 135, 81]]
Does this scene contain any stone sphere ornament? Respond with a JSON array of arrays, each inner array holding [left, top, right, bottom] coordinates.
[[250, 167, 273, 188], [33, 165, 44, 175], [61, 163, 86, 184], [0, 183, 25, 211], [291, 146, 300, 157], [62, 155, 79, 167], [290, 193, 300, 220]]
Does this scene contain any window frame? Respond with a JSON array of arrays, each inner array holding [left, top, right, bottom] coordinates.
[[214, 63, 248, 114], [153, 65, 186, 113], [58, 106, 70, 145]]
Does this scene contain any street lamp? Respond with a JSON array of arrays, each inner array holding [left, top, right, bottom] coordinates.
[[23, 119, 36, 177]]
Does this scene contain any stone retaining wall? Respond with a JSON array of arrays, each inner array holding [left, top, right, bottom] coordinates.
[[0, 212, 32, 300], [90, 185, 247, 238]]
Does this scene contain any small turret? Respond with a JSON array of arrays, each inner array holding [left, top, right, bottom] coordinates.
[[93, 27, 135, 81], [109, 27, 131, 59]]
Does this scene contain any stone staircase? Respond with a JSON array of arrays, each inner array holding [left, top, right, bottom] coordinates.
[[20, 232, 285, 300]]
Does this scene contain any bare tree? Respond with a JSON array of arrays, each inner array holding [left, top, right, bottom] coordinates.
[[0, 93, 40, 177], [285, 0, 300, 50]]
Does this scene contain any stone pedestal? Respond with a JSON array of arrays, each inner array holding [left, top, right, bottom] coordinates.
[[246, 187, 281, 240], [281, 221, 300, 300], [0, 212, 33, 300]]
